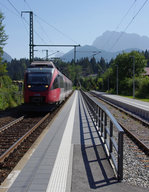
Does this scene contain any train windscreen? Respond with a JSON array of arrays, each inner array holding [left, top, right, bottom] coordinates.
[[27, 73, 51, 85]]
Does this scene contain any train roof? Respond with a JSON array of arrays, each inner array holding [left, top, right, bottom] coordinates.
[[26, 67, 54, 73], [30, 61, 55, 68], [26, 61, 56, 73]]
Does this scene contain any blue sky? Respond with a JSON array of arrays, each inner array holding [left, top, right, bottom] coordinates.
[[1, 0, 149, 59]]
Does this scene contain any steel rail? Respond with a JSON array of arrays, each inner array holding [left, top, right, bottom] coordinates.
[[0, 113, 50, 163], [90, 92, 149, 155], [90, 91, 149, 125], [81, 90, 124, 181], [119, 123, 149, 155], [0, 116, 24, 133]]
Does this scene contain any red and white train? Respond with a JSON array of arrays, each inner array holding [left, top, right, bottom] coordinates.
[[24, 61, 72, 106]]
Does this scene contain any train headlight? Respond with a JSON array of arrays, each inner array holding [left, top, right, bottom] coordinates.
[[28, 85, 31, 88], [45, 85, 49, 88]]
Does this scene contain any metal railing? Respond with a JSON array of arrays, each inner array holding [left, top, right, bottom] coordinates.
[[81, 90, 124, 181]]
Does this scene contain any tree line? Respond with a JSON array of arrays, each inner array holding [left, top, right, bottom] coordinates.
[[5, 49, 149, 99], [0, 12, 22, 110]]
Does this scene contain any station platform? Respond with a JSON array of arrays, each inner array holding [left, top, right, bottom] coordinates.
[[1, 91, 148, 192], [91, 91, 149, 122]]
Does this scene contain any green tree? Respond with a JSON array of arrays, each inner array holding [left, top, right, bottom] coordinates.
[[0, 12, 8, 60], [112, 51, 146, 81], [0, 12, 8, 86], [110, 51, 147, 94]]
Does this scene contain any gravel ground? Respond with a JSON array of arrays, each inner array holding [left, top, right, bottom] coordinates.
[[123, 136, 149, 188], [96, 98, 149, 189]]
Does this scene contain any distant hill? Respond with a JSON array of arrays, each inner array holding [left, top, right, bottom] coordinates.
[[92, 31, 149, 52], [61, 45, 141, 62], [61, 45, 100, 61], [2, 51, 12, 62]]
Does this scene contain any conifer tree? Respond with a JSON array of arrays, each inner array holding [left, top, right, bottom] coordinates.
[[0, 12, 8, 74]]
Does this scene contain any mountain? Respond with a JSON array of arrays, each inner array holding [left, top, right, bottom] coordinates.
[[61, 45, 100, 62], [61, 31, 149, 62], [92, 31, 149, 52], [61, 45, 141, 62], [2, 51, 12, 62]]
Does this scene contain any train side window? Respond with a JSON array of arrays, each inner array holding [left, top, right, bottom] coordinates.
[[52, 77, 59, 89], [60, 76, 64, 88]]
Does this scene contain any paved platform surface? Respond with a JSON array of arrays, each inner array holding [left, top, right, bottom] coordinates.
[[92, 91, 149, 110], [1, 91, 148, 192]]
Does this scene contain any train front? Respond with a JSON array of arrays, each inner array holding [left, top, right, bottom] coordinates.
[[24, 66, 54, 105]]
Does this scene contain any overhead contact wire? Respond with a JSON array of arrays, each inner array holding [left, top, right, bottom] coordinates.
[[109, 0, 149, 51]]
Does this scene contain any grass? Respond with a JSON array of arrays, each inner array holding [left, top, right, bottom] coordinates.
[[120, 95, 149, 102]]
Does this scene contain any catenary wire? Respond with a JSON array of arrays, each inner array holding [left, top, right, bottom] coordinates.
[[109, 0, 149, 52], [24, 0, 79, 44], [6, 0, 47, 44], [23, 0, 53, 43], [0, 1, 18, 17], [102, 0, 137, 51]]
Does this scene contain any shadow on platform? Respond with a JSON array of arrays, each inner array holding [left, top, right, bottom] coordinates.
[[71, 93, 118, 191]]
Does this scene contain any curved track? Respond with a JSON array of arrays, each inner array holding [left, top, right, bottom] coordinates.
[[90, 91, 149, 156]]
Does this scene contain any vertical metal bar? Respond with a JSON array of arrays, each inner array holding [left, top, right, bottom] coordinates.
[[118, 132, 123, 181], [101, 110, 103, 137], [98, 108, 101, 131], [96, 106, 99, 128], [30, 11, 34, 62], [110, 120, 113, 154], [104, 113, 107, 142]]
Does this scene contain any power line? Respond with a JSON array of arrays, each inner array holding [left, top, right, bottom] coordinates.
[[115, 0, 137, 32], [6, 0, 47, 44], [124, 0, 149, 32], [34, 15, 53, 43], [7, 0, 20, 16], [0, 1, 18, 17], [6, 0, 28, 33], [23, 0, 53, 43], [109, 0, 149, 52], [24, 0, 32, 11], [24, 0, 78, 44], [102, 0, 137, 51], [35, 14, 79, 44]]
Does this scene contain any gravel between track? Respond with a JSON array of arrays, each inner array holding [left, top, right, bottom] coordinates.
[[96, 97, 149, 188]]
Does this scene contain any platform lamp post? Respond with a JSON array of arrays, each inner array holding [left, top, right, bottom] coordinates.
[[116, 64, 119, 95], [130, 56, 135, 99]]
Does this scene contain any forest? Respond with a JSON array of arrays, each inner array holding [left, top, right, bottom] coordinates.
[[5, 49, 149, 95]]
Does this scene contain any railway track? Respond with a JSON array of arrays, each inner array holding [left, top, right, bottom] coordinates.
[[0, 111, 54, 184], [0, 116, 24, 133], [0, 114, 49, 163], [90, 92, 149, 156], [0, 92, 73, 185], [89, 91, 149, 187]]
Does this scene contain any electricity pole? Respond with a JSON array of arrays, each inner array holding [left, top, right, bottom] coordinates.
[[74, 45, 77, 64], [42, 50, 49, 60], [130, 56, 135, 99], [22, 11, 80, 63], [34, 44, 80, 63], [132, 56, 135, 99], [116, 64, 118, 95], [21, 11, 34, 62]]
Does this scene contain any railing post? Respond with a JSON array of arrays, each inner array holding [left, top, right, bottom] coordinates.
[[96, 105, 98, 127], [101, 110, 104, 137], [104, 113, 107, 142], [118, 132, 123, 181], [110, 120, 113, 154], [98, 108, 101, 131], [81, 90, 124, 181]]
